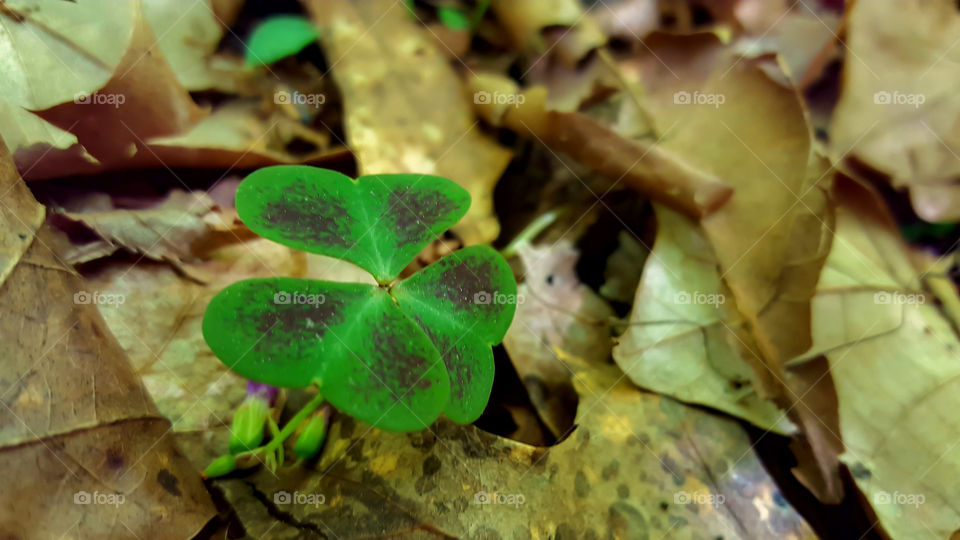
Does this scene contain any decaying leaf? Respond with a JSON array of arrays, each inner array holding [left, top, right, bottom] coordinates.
[[618, 32, 840, 503], [304, 0, 513, 245], [469, 73, 734, 220], [797, 177, 960, 539], [0, 141, 214, 538], [730, 0, 841, 89], [614, 204, 794, 433], [141, 0, 247, 92], [0, 143, 44, 282], [55, 189, 224, 266], [28, 0, 208, 171], [490, 0, 607, 65], [212, 351, 814, 539], [831, 0, 960, 222], [503, 241, 615, 437], [0, 0, 137, 161]]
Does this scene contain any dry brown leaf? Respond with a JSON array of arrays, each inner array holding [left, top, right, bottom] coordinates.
[[613, 204, 795, 433], [0, 143, 44, 282], [490, 0, 607, 65], [55, 190, 223, 266], [469, 72, 734, 220], [212, 352, 815, 539], [796, 176, 960, 539], [0, 0, 140, 163], [831, 0, 960, 222], [142, 0, 249, 93], [731, 1, 841, 89], [618, 33, 842, 502], [502, 241, 615, 438], [0, 140, 214, 539], [304, 0, 513, 245], [31, 1, 208, 171], [24, 101, 350, 179]]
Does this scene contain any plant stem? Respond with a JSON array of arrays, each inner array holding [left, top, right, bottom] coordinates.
[[236, 390, 325, 458], [500, 209, 562, 258]]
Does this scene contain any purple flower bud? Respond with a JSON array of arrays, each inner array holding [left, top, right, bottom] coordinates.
[[246, 381, 279, 406]]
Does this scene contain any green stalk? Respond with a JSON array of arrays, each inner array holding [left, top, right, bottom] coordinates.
[[236, 390, 325, 458], [500, 209, 561, 259]]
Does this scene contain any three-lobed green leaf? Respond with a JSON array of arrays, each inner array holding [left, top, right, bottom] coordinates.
[[203, 166, 515, 431]]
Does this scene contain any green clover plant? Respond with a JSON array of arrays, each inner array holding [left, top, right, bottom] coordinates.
[[202, 166, 516, 476]]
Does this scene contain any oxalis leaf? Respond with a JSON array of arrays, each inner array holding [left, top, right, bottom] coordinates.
[[236, 165, 470, 283], [203, 167, 515, 431], [393, 245, 517, 423]]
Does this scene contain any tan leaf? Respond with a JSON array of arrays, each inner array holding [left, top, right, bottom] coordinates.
[[0, 139, 214, 539], [831, 0, 960, 222], [799, 177, 960, 539], [303, 0, 513, 245], [213, 352, 815, 538], [503, 242, 615, 437], [614, 204, 795, 433]]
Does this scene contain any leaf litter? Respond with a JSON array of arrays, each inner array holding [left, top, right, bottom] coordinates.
[[1, 0, 959, 538]]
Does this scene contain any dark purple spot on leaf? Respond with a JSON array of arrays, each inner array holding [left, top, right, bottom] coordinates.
[[387, 187, 458, 248], [369, 320, 436, 394], [433, 259, 495, 310], [259, 181, 350, 248], [254, 296, 346, 344], [414, 318, 468, 402]]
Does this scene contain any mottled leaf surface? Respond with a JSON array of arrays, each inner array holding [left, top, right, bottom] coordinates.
[[392, 245, 516, 422], [236, 166, 470, 282], [210, 352, 814, 539], [202, 278, 450, 431]]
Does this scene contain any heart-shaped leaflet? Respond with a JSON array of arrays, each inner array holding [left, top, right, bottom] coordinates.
[[236, 166, 471, 283]]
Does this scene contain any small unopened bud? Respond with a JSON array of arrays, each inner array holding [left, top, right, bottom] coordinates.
[[294, 408, 329, 460], [247, 381, 279, 406], [229, 396, 270, 454], [203, 454, 237, 479]]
